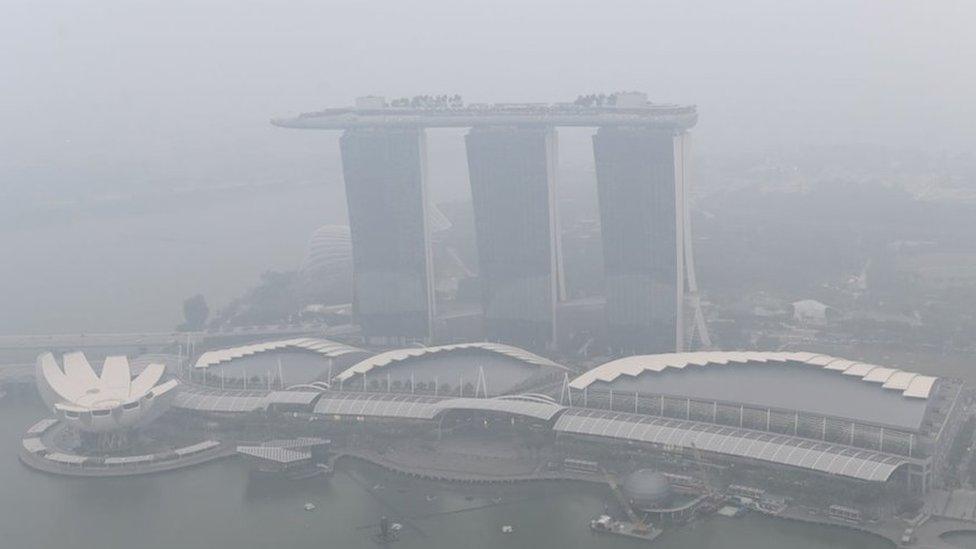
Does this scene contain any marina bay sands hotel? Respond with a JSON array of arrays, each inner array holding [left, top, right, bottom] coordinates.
[[273, 92, 708, 354]]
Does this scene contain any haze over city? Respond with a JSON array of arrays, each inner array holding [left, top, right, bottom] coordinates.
[[3, 2, 976, 549], [4, 0, 976, 334]]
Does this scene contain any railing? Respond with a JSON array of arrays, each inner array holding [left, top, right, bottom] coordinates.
[[569, 387, 921, 458]]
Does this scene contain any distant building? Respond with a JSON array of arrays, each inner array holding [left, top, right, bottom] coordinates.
[[354, 96, 387, 109], [276, 95, 706, 351], [300, 225, 353, 304], [791, 299, 833, 325], [612, 91, 649, 108]]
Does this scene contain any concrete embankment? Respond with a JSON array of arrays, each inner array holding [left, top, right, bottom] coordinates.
[[331, 448, 606, 486]]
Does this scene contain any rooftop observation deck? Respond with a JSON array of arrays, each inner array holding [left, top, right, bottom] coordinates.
[[272, 100, 698, 130]]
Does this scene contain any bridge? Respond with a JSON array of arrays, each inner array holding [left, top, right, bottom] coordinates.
[[0, 323, 358, 352], [0, 363, 32, 385]]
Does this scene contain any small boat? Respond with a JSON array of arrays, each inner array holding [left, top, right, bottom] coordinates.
[[375, 516, 401, 542], [501, 525, 513, 533], [304, 502, 316, 511]]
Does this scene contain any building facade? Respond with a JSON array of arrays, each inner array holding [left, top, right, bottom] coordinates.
[[593, 128, 687, 353], [465, 127, 563, 349], [340, 128, 435, 342]]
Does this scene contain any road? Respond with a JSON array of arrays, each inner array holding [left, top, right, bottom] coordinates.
[[0, 323, 358, 351]]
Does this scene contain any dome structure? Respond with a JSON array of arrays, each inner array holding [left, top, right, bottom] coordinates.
[[300, 225, 353, 303], [622, 469, 671, 507], [333, 342, 571, 397], [35, 352, 178, 433], [192, 337, 368, 387], [300, 225, 352, 277]]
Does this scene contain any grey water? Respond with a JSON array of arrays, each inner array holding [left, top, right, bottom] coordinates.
[[0, 395, 895, 549], [0, 181, 346, 335], [943, 532, 976, 549]]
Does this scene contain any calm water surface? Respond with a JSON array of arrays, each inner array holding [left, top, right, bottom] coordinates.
[[943, 531, 976, 548], [1, 396, 893, 549]]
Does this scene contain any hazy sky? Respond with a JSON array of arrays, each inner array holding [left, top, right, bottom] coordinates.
[[2, 1, 975, 334], [3, 0, 975, 187]]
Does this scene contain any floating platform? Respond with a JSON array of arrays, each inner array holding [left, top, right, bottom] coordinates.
[[238, 437, 332, 480], [717, 505, 746, 517], [590, 515, 662, 542]]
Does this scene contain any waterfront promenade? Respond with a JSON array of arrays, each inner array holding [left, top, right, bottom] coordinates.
[[332, 447, 605, 485], [18, 418, 234, 477]]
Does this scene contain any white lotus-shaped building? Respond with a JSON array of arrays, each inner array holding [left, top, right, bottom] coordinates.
[[35, 352, 179, 433]]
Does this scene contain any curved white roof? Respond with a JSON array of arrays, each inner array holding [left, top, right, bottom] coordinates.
[[237, 446, 311, 464], [555, 408, 908, 482], [904, 376, 938, 399], [569, 351, 939, 400], [175, 384, 566, 422], [311, 392, 443, 420], [434, 396, 565, 421], [194, 338, 365, 369], [172, 386, 324, 414], [334, 342, 570, 382], [25, 418, 59, 436], [22, 437, 46, 454], [300, 225, 352, 276], [35, 352, 178, 433]]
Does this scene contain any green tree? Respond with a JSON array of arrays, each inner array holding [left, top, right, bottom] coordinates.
[[179, 294, 209, 331]]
